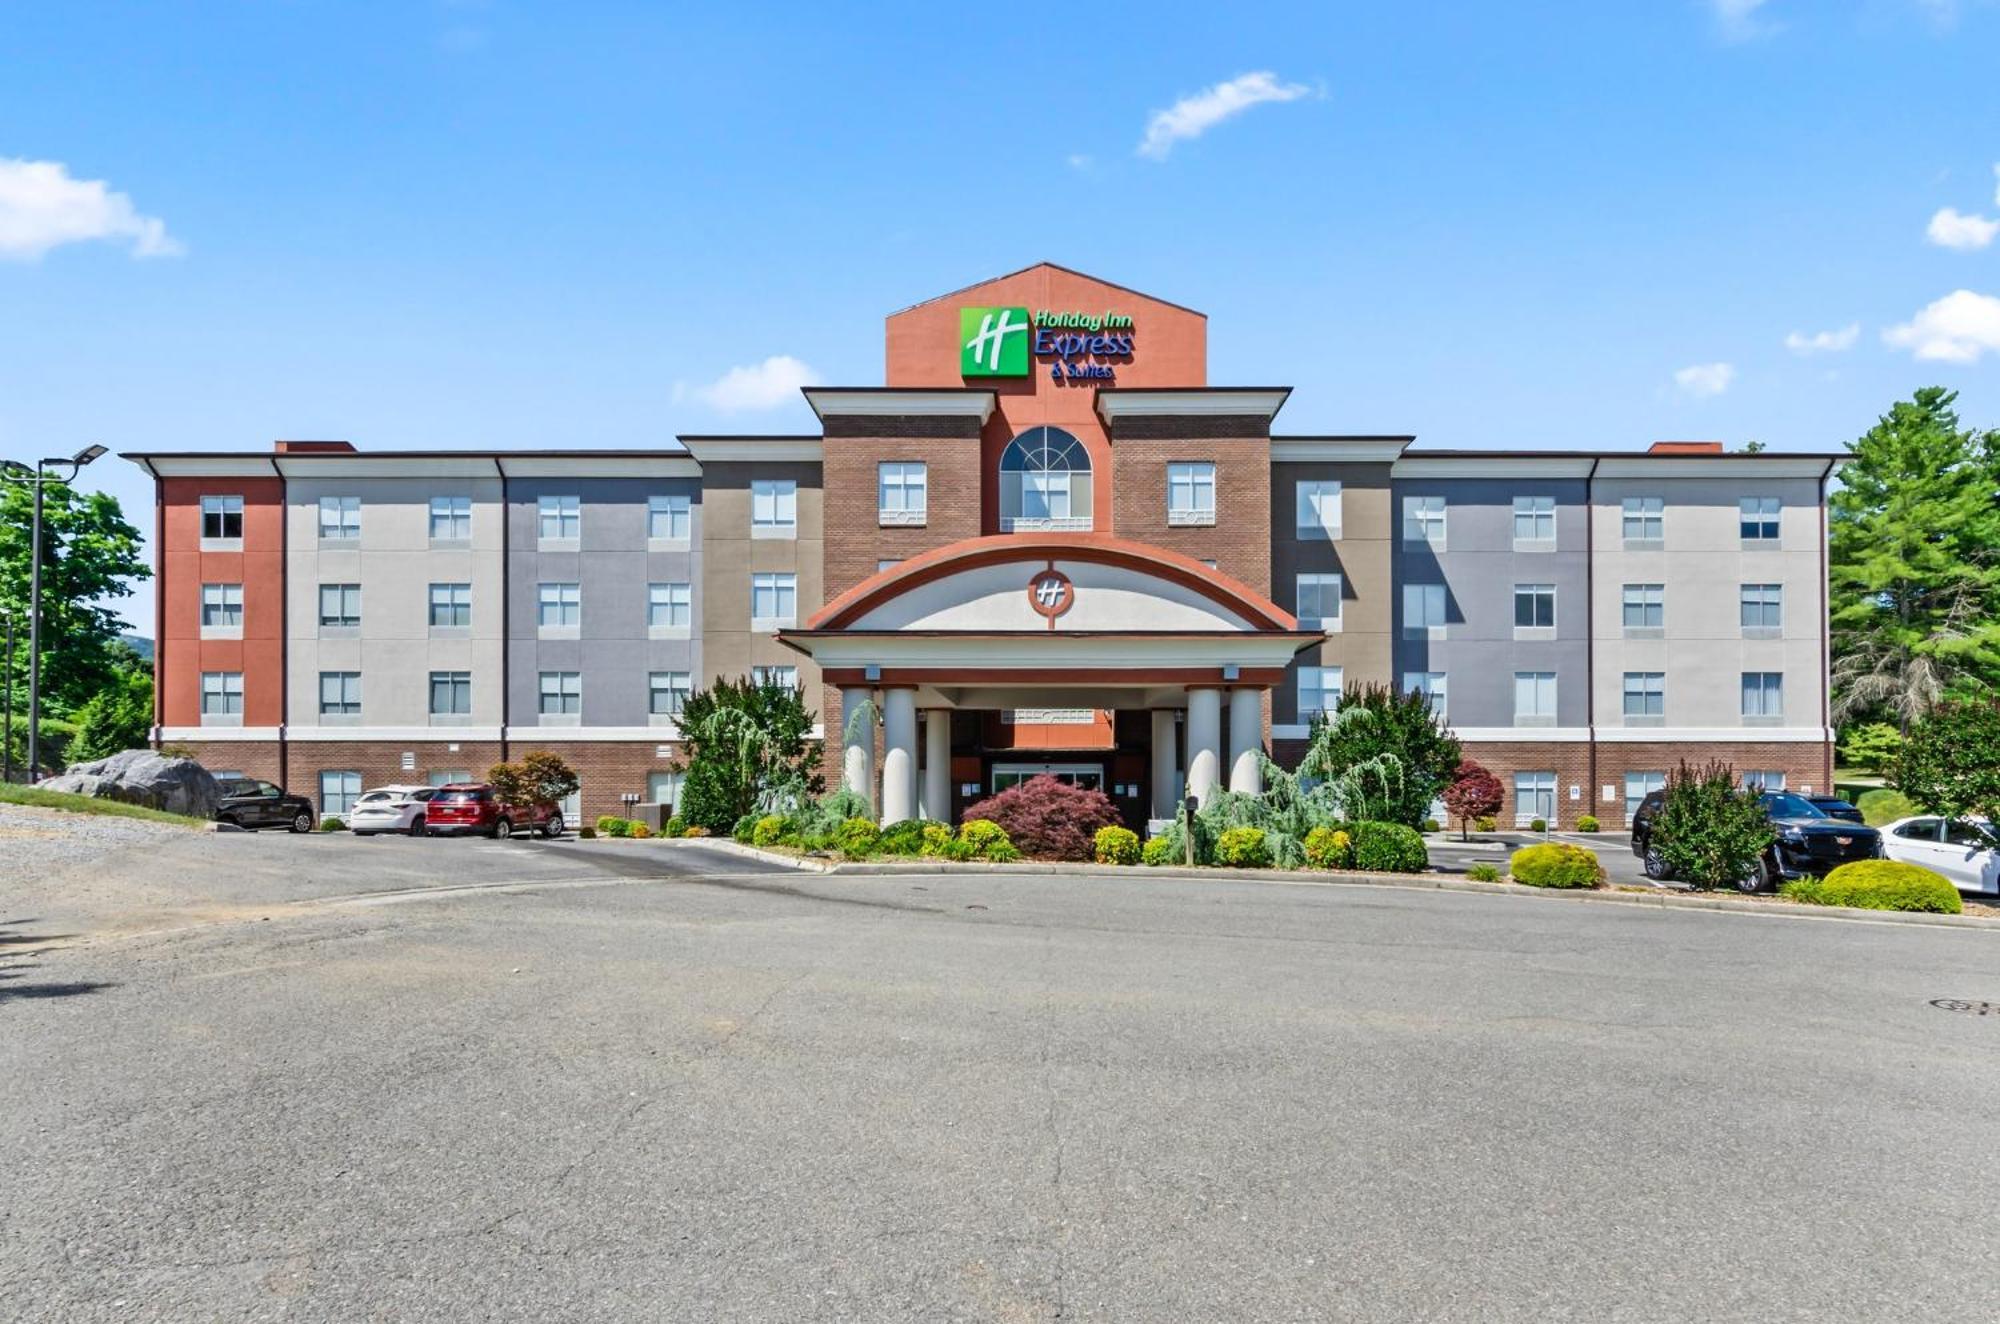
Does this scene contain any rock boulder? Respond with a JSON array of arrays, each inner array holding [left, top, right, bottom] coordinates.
[[40, 750, 225, 819]]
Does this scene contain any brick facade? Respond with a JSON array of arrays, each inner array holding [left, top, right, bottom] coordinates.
[[821, 433, 984, 599], [1108, 434, 1273, 596]]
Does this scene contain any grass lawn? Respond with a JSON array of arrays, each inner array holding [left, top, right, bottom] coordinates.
[[0, 782, 207, 827]]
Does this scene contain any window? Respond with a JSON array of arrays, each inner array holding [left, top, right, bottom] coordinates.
[[537, 582, 580, 629], [1296, 480, 1342, 538], [1621, 583, 1664, 631], [1000, 427, 1093, 531], [318, 583, 361, 628], [648, 671, 692, 716], [1297, 665, 1344, 719], [428, 671, 471, 717], [537, 494, 580, 541], [877, 462, 927, 525], [877, 559, 902, 573], [200, 583, 243, 629], [1295, 573, 1343, 630], [647, 771, 683, 807], [751, 665, 799, 690], [1514, 671, 1558, 723], [538, 670, 582, 717], [1621, 496, 1664, 542], [200, 671, 243, 717], [1512, 495, 1555, 544], [1624, 771, 1666, 823], [200, 495, 244, 541], [1740, 496, 1781, 542], [1402, 582, 1446, 633], [428, 496, 471, 541], [1166, 462, 1216, 525], [1402, 495, 1446, 544], [751, 572, 797, 627], [1742, 671, 1784, 719], [751, 479, 797, 536], [317, 496, 360, 540], [319, 771, 362, 818], [318, 671, 362, 717], [1740, 583, 1782, 632], [1514, 772, 1556, 826], [1742, 770, 1787, 792], [1402, 671, 1447, 720], [1622, 671, 1665, 719], [648, 582, 691, 630], [648, 492, 692, 541], [428, 769, 472, 788], [423, 582, 470, 629], [1513, 583, 1556, 630]]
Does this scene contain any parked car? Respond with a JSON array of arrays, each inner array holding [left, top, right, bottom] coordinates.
[[347, 785, 441, 837], [422, 783, 564, 839], [215, 778, 317, 833], [1630, 789, 1881, 892], [1805, 794, 1864, 824], [1880, 815, 2000, 894]]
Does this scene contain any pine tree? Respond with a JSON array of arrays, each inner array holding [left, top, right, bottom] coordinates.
[[1829, 388, 2000, 728]]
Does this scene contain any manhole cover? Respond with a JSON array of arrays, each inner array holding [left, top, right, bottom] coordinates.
[[1930, 998, 1998, 1016]]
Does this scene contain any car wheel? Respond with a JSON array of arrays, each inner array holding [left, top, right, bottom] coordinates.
[[1642, 845, 1670, 881], [291, 811, 314, 834], [492, 817, 512, 841], [408, 816, 426, 838], [540, 814, 563, 839], [1737, 856, 1777, 894]]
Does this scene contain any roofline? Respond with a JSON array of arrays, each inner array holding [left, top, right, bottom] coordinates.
[[1402, 448, 1849, 461], [119, 447, 691, 460], [886, 261, 1207, 320]]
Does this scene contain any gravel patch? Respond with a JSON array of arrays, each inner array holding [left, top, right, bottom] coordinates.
[[0, 801, 193, 891]]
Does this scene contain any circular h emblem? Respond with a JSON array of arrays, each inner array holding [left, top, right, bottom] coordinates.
[[1027, 566, 1074, 626]]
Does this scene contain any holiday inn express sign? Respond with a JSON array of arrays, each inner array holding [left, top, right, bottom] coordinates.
[[960, 306, 1136, 381]]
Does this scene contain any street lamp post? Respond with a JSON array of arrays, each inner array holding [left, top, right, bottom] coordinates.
[[2, 444, 108, 783], [3, 613, 13, 783]]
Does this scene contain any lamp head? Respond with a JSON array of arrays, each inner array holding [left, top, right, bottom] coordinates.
[[72, 444, 108, 466], [0, 460, 31, 479]]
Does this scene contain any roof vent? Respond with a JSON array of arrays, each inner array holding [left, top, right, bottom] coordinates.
[[1647, 441, 1724, 455], [274, 440, 357, 454]]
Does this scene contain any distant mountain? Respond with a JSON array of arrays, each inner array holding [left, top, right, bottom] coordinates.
[[119, 634, 154, 663]]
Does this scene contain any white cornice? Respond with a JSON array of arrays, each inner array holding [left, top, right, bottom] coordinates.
[[678, 439, 823, 464], [500, 725, 685, 743], [275, 456, 501, 480], [157, 725, 284, 742], [1593, 457, 1841, 479], [1271, 439, 1411, 463], [285, 725, 505, 742], [1393, 456, 1597, 479], [495, 457, 702, 478], [1452, 727, 1594, 743], [1097, 389, 1289, 420], [1593, 725, 1831, 743], [803, 390, 996, 421], [128, 457, 276, 478]]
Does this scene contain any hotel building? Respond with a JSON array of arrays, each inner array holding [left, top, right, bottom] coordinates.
[[129, 264, 1840, 828]]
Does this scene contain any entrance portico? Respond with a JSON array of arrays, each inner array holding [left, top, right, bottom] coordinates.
[[782, 535, 1319, 823]]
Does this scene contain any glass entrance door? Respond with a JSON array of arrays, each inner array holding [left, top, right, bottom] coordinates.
[[990, 762, 1105, 794]]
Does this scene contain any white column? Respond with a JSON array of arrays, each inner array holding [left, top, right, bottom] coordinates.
[[839, 687, 874, 811], [881, 687, 918, 825], [1150, 709, 1180, 819], [1228, 688, 1264, 795], [922, 710, 951, 823], [1185, 687, 1223, 807]]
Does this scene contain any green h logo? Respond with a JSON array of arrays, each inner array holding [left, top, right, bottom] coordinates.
[[960, 306, 1030, 377]]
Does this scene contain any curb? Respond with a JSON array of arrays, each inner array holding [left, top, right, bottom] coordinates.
[[661, 840, 2000, 931]]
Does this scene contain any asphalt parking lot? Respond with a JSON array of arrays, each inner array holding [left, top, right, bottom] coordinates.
[[3, 820, 1997, 1322]]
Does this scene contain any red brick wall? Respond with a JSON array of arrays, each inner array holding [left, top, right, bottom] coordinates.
[[821, 434, 984, 600], [1108, 435, 1272, 596]]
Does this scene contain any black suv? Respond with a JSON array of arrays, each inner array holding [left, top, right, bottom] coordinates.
[[215, 778, 318, 833], [1630, 789, 1881, 892]]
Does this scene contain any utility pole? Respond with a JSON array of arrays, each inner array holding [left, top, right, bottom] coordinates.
[[3, 613, 13, 783], [1, 445, 109, 783]]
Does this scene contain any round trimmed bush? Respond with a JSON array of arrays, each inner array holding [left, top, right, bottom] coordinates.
[[1214, 826, 1271, 869], [320, 816, 345, 832], [732, 813, 759, 844], [1530, 818, 1548, 833], [919, 823, 953, 857], [578, 825, 597, 840], [1466, 861, 1501, 882], [1855, 788, 1919, 827], [1094, 825, 1141, 865], [751, 814, 788, 848], [1141, 834, 1178, 867], [1423, 818, 1441, 834], [1473, 815, 1496, 833], [1352, 821, 1428, 873], [1509, 842, 1604, 888], [663, 814, 685, 838], [629, 822, 653, 839], [834, 816, 880, 860], [600, 817, 632, 838], [876, 819, 933, 856], [1576, 815, 1600, 833], [956, 818, 1014, 860], [1785, 860, 1961, 914], [1302, 825, 1353, 870]]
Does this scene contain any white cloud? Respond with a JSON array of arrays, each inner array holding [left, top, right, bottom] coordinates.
[[1883, 289, 2000, 362], [1066, 153, 1093, 171], [1783, 323, 1860, 355], [1926, 206, 1999, 250], [674, 355, 819, 412], [1137, 72, 1312, 160], [1711, 0, 1778, 42], [0, 158, 182, 261], [1673, 362, 1736, 397]]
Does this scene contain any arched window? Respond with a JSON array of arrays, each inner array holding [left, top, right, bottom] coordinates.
[[999, 427, 1093, 531]]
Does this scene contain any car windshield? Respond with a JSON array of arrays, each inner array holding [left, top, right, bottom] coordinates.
[[358, 792, 394, 804], [1763, 793, 1827, 819]]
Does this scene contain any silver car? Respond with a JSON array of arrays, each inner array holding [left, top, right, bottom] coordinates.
[[347, 785, 441, 837]]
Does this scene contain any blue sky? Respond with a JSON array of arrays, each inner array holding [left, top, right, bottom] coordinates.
[[4, 0, 1998, 635]]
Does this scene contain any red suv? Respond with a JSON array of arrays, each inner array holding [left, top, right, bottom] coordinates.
[[423, 784, 565, 840]]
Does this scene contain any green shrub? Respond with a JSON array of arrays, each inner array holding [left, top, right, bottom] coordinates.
[[1351, 821, 1427, 873], [596, 815, 623, 836], [1529, 817, 1548, 833], [682, 824, 709, 838], [1855, 788, 1919, 827], [957, 819, 1010, 857], [1214, 826, 1271, 868], [1466, 861, 1501, 882], [877, 819, 934, 856], [1576, 815, 1600, 833], [1094, 825, 1141, 865], [1509, 842, 1604, 889], [1302, 825, 1353, 870], [578, 825, 597, 839], [320, 816, 345, 832], [920, 823, 954, 857], [1422, 818, 1441, 833], [1651, 761, 1777, 889], [1784, 860, 1961, 914], [732, 813, 760, 844], [663, 814, 686, 838], [751, 814, 789, 848], [1141, 835, 1178, 867], [986, 841, 1023, 862], [598, 817, 632, 838], [834, 816, 880, 860], [1473, 815, 1496, 832], [629, 822, 653, 839]]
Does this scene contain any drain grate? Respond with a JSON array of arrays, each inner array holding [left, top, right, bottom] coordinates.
[[1930, 999, 1998, 1016]]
